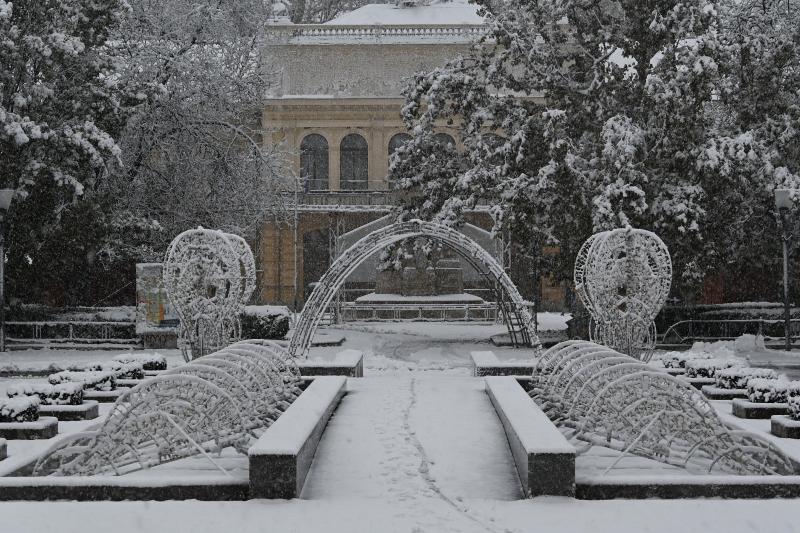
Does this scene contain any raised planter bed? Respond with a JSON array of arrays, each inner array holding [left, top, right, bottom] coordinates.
[[38, 401, 100, 422], [485, 376, 575, 497], [732, 398, 789, 419], [576, 475, 800, 499], [471, 351, 536, 377], [771, 415, 800, 439], [0, 439, 6, 460], [298, 350, 363, 378], [83, 390, 124, 403], [0, 476, 248, 501], [701, 386, 747, 400], [0, 417, 58, 440], [685, 377, 716, 390], [249, 376, 347, 499], [116, 379, 146, 388]]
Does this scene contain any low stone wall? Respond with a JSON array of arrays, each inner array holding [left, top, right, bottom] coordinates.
[[484, 376, 575, 497], [0, 477, 248, 501], [249, 376, 347, 499], [298, 350, 364, 378], [577, 476, 800, 499], [471, 351, 536, 377]]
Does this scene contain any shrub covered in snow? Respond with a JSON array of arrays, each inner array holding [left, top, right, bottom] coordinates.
[[6, 382, 83, 405], [662, 351, 713, 369], [87, 362, 144, 380], [48, 371, 117, 391], [113, 353, 167, 371], [789, 396, 800, 421], [241, 305, 290, 340], [685, 358, 741, 378], [0, 396, 40, 423], [715, 367, 779, 390], [747, 379, 790, 404]]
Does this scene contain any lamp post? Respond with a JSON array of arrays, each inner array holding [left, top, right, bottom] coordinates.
[[0, 189, 16, 352], [775, 189, 794, 352]]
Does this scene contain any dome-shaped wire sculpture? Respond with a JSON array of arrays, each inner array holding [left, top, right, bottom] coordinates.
[[531, 341, 797, 476], [574, 227, 671, 362], [163, 228, 257, 361], [32, 340, 302, 477]]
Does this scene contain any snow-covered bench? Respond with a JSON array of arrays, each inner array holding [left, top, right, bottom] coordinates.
[[485, 376, 575, 497], [249, 376, 347, 498]]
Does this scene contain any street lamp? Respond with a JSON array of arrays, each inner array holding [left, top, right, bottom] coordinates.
[[0, 189, 16, 352], [775, 188, 794, 352]]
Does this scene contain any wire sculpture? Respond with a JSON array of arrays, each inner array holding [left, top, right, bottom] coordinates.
[[289, 219, 540, 357], [33, 340, 302, 477], [531, 341, 797, 476], [163, 228, 257, 361], [574, 227, 671, 362]]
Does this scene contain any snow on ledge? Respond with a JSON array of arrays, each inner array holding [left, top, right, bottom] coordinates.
[[485, 376, 574, 455], [249, 376, 346, 456]]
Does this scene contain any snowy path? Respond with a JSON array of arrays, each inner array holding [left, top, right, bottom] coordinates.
[[302, 375, 522, 531]]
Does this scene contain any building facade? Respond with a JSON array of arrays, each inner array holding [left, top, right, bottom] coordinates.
[[257, 1, 567, 311]]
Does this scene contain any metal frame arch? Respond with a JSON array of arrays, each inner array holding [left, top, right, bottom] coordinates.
[[289, 219, 540, 357]]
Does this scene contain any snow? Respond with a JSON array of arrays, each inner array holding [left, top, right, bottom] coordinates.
[[323, 0, 484, 26], [301, 374, 522, 501], [3, 497, 800, 533], [485, 376, 574, 454], [249, 376, 346, 456]]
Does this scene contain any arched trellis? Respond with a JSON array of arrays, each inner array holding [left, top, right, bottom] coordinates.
[[289, 219, 540, 358]]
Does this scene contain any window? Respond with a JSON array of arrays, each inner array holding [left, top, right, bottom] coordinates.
[[340, 133, 369, 191], [300, 134, 329, 191], [434, 133, 456, 150], [388, 133, 412, 158]]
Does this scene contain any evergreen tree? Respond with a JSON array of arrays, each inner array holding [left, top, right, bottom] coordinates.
[[391, 0, 800, 302]]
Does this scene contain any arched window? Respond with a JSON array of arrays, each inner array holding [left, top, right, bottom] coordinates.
[[300, 134, 329, 191], [434, 133, 456, 150], [340, 133, 369, 191], [388, 133, 412, 158]]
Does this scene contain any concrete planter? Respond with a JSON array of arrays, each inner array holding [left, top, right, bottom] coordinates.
[[771, 415, 800, 439], [732, 398, 789, 419], [0, 417, 58, 440], [38, 401, 100, 422]]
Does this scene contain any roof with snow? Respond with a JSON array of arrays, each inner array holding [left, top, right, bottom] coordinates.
[[323, 0, 485, 26]]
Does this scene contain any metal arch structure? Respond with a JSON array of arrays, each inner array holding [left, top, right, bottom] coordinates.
[[573, 227, 671, 362], [163, 228, 257, 361], [33, 340, 303, 477], [531, 341, 796, 476], [289, 219, 540, 358]]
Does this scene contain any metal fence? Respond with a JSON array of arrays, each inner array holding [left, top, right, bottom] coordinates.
[[6, 321, 138, 344], [660, 318, 800, 344], [340, 303, 498, 322]]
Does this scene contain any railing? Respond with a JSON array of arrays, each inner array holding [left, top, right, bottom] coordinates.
[[267, 24, 488, 44], [660, 319, 800, 345], [6, 321, 138, 344], [340, 302, 497, 322]]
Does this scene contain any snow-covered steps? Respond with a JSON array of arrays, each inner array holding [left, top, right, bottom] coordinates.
[[471, 351, 536, 377], [249, 376, 347, 499], [298, 350, 364, 378], [485, 376, 576, 497]]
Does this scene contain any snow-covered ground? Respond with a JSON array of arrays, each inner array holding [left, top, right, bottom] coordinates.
[[2, 325, 800, 532]]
